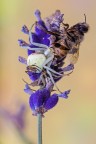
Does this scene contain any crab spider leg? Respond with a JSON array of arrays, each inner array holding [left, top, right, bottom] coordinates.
[[51, 73, 63, 78], [38, 73, 43, 85], [22, 79, 36, 91], [29, 31, 48, 49], [44, 65, 63, 76], [20, 46, 47, 51], [30, 65, 42, 71], [46, 54, 54, 67], [38, 74, 46, 87], [46, 70, 61, 93], [64, 71, 73, 76], [42, 55, 54, 67]]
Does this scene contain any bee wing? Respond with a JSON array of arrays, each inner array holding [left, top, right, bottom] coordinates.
[[67, 49, 79, 64]]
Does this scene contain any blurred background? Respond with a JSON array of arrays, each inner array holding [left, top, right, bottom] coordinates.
[[0, 0, 96, 144]]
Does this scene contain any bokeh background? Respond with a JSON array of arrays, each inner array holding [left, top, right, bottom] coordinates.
[[0, 0, 96, 144]]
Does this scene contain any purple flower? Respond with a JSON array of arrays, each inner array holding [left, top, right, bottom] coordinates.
[[29, 88, 70, 116], [63, 64, 74, 72], [21, 25, 29, 34], [24, 84, 34, 95], [26, 71, 41, 81], [18, 39, 29, 47]]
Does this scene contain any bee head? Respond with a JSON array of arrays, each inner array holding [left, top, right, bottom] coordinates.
[[78, 23, 89, 34], [73, 14, 89, 35], [78, 14, 89, 34]]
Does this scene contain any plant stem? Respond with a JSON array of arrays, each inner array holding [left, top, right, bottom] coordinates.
[[37, 113, 42, 144]]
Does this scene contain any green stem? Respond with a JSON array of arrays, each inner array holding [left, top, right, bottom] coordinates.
[[37, 113, 42, 144]]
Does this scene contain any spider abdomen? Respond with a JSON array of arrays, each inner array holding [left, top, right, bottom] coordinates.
[[27, 53, 46, 69]]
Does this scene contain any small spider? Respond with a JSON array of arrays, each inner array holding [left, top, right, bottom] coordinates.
[[19, 26, 64, 92], [18, 10, 75, 92]]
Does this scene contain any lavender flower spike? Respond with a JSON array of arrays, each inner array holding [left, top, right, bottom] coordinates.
[[18, 9, 89, 144]]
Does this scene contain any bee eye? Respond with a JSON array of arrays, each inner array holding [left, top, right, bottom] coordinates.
[[54, 43, 61, 47], [79, 23, 89, 33], [81, 26, 88, 33]]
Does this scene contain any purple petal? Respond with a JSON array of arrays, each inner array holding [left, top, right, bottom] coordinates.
[[58, 90, 71, 99], [41, 88, 50, 102], [18, 56, 27, 65], [34, 22, 50, 46], [34, 9, 48, 34], [28, 33, 40, 55], [27, 71, 41, 81], [44, 94, 58, 110], [35, 21, 49, 38], [34, 9, 41, 21], [29, 94, 35, 111], [30, 89, 50, 110], [29, 33, 40, 44], [24, 84, 33, 95], [28, 24, 50, 55], [34, 10, 50, 45], [63, 64, 74, 72], [21, 25, 29, 34], [41, 36, 50, 46], [32, 90, 45, 109], [18, 39, 29, 47], [54, 77, 62, 83]]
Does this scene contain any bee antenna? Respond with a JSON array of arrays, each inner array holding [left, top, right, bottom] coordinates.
[[84, 14, 86, 23]]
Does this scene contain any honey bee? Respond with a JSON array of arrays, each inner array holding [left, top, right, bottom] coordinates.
[[36, 14, 89, 64], [61, 14, 89, 64]]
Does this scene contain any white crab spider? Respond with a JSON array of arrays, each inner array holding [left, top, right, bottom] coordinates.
[[20, 27, 63, 92]]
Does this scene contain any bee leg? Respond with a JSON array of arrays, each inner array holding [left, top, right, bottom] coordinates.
[[62, 23, 69, 30]]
